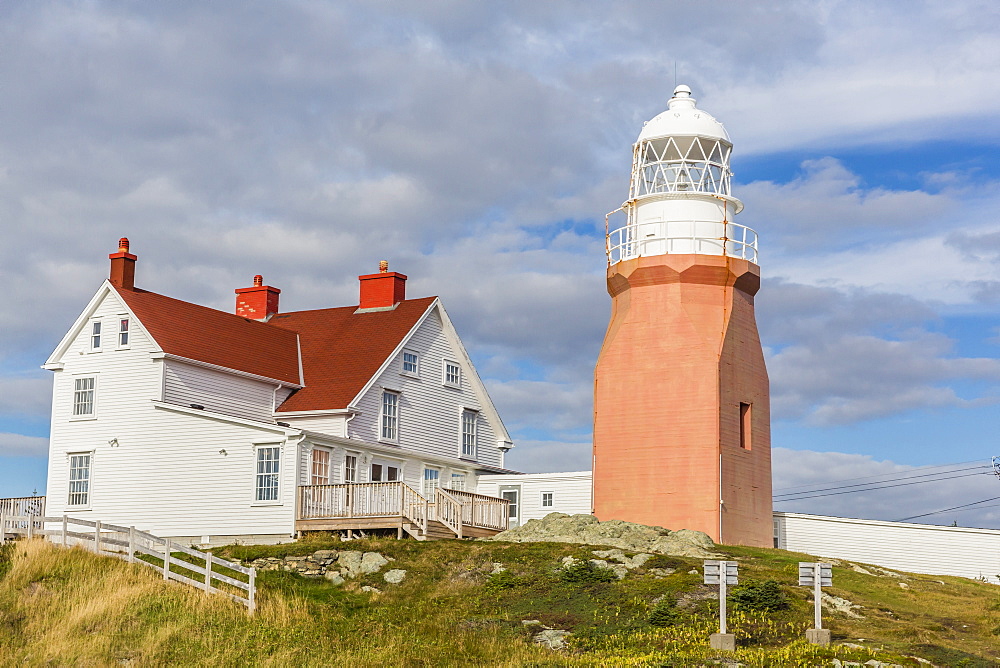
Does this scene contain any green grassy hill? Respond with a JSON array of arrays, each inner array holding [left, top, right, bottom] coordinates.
[[1, 535, 998, 666]]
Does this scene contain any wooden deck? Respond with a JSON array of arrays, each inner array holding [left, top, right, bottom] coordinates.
[[0, 496, 46, 541], [295, 482, 509, 540]]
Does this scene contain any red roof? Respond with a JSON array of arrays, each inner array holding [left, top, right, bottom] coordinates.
[[272, 297, 436, 412], [115, 285, 436, 412], [116, 288, 301, 385]]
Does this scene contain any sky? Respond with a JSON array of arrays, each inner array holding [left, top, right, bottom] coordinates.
[[2, 1, 1000, 528]]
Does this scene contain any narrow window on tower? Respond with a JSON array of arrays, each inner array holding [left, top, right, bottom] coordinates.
[[739, 402, 752, 450]]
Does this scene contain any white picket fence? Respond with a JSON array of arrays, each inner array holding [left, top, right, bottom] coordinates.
[[0, 514, 255, 613]]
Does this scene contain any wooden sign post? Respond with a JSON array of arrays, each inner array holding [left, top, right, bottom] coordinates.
[[799, 562, 832, 645], [704, 560, 738, 651]]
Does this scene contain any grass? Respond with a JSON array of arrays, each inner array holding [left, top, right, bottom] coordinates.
[[0, 535, 998, 666]]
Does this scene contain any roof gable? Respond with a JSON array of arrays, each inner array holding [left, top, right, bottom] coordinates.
[[114, 286, 302, 385], [273, 296, 437, 412]]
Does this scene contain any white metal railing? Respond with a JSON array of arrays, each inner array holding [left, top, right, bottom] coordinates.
[[606, 220, 758, 265], [0, 514, 255, 612]]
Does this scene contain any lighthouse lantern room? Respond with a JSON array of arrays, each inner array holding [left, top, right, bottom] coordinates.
[[593, 85, 773, 547]]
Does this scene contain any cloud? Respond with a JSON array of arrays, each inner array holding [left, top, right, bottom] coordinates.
[[505, 439, 591, 475], [773, 448, 1000, 529], [0, 433, 49, 458]]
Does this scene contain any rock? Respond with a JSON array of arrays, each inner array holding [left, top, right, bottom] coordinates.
[[361, 585, 381, 593], [592, 548, 627, 562], [850, 564, 875, 575], [489, 513, 718, 558], [521, 619, 541, 626], [589, 559, 627, 579], [312, 550, 337, 560], [561, 556, 579, 567], [627, 553, 653, 569], [324, 571, 345, 585], [688, 569, 698, 575], [533, 628, 570, 650], [897, 582, 909, 589], [648, 567, 675, 578], [383, 569, 407, 584], [337, 551, 363, 576], [490, 562, 506, 574], [823, 593, 864, 619], [360, 552, 390, 574]]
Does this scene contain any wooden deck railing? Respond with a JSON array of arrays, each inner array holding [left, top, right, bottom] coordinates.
[[296, 482, 509, 536], [0, 514, 255, 612], [0, 497, 46, 536]]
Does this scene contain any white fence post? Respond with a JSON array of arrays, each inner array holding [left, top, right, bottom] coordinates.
[[94, 520, 102, 554], [0, 513, 6, 542], [62, 515, 68, 547], [162, 539, 171, 581], [204, 552, 212, 593], [27, 515, 34, 540], [248, 569, 256, 614], [128, 526, 136, 563]]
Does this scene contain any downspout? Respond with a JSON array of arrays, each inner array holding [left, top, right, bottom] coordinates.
[[344, 406, 360, 438]]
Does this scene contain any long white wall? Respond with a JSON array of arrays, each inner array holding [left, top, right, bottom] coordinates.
[[774, 512, 1000, 585], [477, 471, 592, 524], [164, 359, 291, 423], [349, 309, 502, 468]]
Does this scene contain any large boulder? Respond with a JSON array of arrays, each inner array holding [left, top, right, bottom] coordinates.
[[489, 513, 717, 558]]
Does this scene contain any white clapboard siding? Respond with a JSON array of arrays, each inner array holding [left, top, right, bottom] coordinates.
[[775, 512, 1000, 584], [45, 290, 299, 541], [348, 309, 502, 468], [164, 360, 292, 423], [477, 471, 593, 523], [280, 415, 348, 437], [302, 439, 479, 497]]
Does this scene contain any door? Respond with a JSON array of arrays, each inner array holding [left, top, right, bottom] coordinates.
[[369, 460, 401, 515], [500, 487, 520, 528]]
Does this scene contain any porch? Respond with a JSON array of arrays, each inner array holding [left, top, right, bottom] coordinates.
[[0, 496, 46, 540], [295, 482, 510, 540]]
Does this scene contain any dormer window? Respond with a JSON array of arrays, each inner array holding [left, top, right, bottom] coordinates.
[[90, 321, 102, 351], [118, 318, 130, 348], [402, 350, 419, 377], [443, 360, 461, 388]]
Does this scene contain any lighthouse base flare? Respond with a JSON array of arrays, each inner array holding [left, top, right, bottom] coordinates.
[[593, 253, 773, 547]]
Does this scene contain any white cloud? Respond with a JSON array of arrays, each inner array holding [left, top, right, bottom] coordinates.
[[773, 448, 1000, 529], [0, 433, 49, 458]]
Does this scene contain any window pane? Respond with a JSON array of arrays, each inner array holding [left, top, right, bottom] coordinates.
[[119, 319, 129, 346], [91, 322, 101, 349], [68, 454, 91, 505], [73, 377, 95, 416], [344, 455, 357, 483], [311, 449, 330, 485], [461, 410, 477, 457], [370, 463, 383, 482], [381, 392, 398, 440], [255, 447, 280, 501], [403, 352, 418, 374], [424, 468, 439, 493]]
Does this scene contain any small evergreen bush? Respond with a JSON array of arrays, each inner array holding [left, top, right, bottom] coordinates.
[[729, 579, 790, 612], [484, 569, 525, 593], [560, 560, 618, 584], [647, 598, 681, 627]]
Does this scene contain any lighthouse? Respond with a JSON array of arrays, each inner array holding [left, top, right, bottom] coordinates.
[[592, 85, 772, 547]]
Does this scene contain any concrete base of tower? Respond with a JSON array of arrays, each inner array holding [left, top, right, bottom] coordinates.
[[709, 633, 736, 651], [593, 253, 773, 547], [805, 629, 831, 645]]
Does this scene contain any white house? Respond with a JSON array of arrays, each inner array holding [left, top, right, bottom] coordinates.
[[41, 239, 515, 545]]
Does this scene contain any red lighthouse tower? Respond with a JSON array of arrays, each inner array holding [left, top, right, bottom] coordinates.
[[593, 85, 772, 547]]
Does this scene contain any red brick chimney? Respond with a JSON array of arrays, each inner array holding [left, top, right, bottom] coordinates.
[[235, 275, 281, 320], [358, 260, 406, 309], [109, 237, 137, 290]]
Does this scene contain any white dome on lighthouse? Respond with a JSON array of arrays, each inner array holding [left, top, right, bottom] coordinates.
[[637, 85, 730, 143]]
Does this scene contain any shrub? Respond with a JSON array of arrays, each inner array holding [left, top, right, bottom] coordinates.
[[484, 569, 525, 593], [729, 579, 790, 612], [560, 560, 618, 584], [647, 599, 681, 627], [643, 555, 688, 571]]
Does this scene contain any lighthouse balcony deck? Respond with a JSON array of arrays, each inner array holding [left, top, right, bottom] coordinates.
[[295, 482, 510, 540]]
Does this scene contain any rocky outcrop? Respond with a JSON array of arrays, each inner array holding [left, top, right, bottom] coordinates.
[[489, 513, 718, 558], [249, 550, 399, 585]]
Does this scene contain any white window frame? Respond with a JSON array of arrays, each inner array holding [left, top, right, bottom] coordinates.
[[67, 451, 94, 509], [401, 350, 420, 378], [369, 457, 403, 483], [252, 444, 282, 505], [310, 447, 331, 485], [379, 390, 399, 443], [449, 471, 467, 491], [116, 316, 131, 350], [89, 319, 103, 352], [343, 451, 359, 483], [442, 360, 461, 388], [460, 408, 478, 460], [540, 491, 555, 509], [71, 374, 98, 421], [422, 466, 441, 495]]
